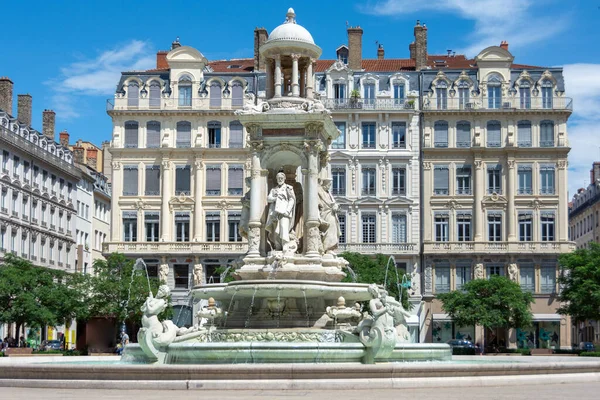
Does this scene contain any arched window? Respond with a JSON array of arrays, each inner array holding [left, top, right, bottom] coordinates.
[[208, 121, 221, 148], [178, 75, 192, 107], [487, 74, 502, 109], [517, 120, 532, 147], [149, 81, 161, 108], [146, 121, 161, 148], [124, 121, 138, 148], [434, 121, 448, 148], [487, 120, 501, 147], [519, 81, 531, 109], [231, 81, 243, 107], [176, 121, 191, 148], [540, 120, 555, 147], [457, 80, 470, 108], [209, 82, 222, 107], [456, 121, 471, 148], [542, 79, 553, 109], [127, 81, 139, 107], [229, 121, 243, 148], [436, 81, 448, 110]]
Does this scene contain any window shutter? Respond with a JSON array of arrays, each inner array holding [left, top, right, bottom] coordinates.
[[206, 166, 221, 195], [175, 165, 191, 195], [210, 82, 222, 107], [518, 121, 532, 147], [434, 166, 449, 194], [145, 165, 160, 195], [392, 214, 407, 243], [456, 121, 470, 147], [127, 82, 139, 107], [540, 121, 554, 146], [206, 212, 220, 221], [146, 121, 160, 148], [123, 166, 138, 195], [434, 121, 448, 147], [145, 211, 159, 221], [149, 82, 161, 107], [487, 121, 501, 146], [176, 121, 191, 148], [175, 212, 190, 222], [231, 82, 243, 107], [124, 121, 139, 148], [229, 121, 243, 148], [228, 165, 243, 195]]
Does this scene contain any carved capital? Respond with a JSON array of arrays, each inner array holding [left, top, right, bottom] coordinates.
[[557, 160, 568, 170], [507, 159, 516, 169], [474, 160, 483, 170], [112, 162, 121, 170], [194, 159, 203, 171], [161, 160, 171, 170], [305, 122, 323, 136], [249, 140, 264, 153], [423, 162, 432, 171], [246, 123, 261, 136]]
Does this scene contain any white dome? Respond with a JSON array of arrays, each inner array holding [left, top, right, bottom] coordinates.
[[266, 8, 315, 45]]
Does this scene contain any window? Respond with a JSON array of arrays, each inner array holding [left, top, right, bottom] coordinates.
[[456, 121, 471, 148], [206, 212, 220, 242], [339, 214, 346, 244], [175, 212, 190, 242], [433, 165, 449, 195], [178, 76, 192, 107], [145, 212, 160, 242], [145, 165, 160, 196], [123, 166, 138, 196], [434, 121, 448, 147], [540, 165, 555, 195], [362, 167, 376, 195], [436, 81, 448, 110], [392, 167, 406, 195], [175, 165, 191, 195], [228, 212, 241, 242], [456, 165, 471, 195], [227, 165, 243, 195], [362, 122, 376, 148], [487, 74, 502, 109], [23, 162, 30, 182], [519, 81, 531, 109], [363, 82, 375, 107], [149, 81, 161, 108], [520, 262, 535, 292], [229, 121, 243, 148], [174, 264, 189, 289], [231, 81, 244, 107], [434, 212, 449, 242], [518, 165, 533, 194], [391, 214, 407, 243], [209, 82, 222, 107], [332, 122, 346, 149], [540, 121, 554, 147], [457, 81, 470, 108], [333, 83, 346, 99], [487, 164, 502, 194], [123, 211, 137, 242], [332, 167, 346, 196], [208, 121, 221, 148], [13, 156, 19, 177], [541, 80, 553, 109], [2, 150, 8, 172], [124, 121, 139, 148], [541, 212, 555, 241], [176, 121, 191, 148], [518, 212, 533, 241], [127, 81, 139, 107], [517, 120, 532, 147], [435, 262, 450, 293], [42, 170, 48, 191], [457, 212, 472, 241], [455, 261, 471, 290], [206, 166, 221, 196], [486, 264, 504, 277], [540, 262, 556, 293], [487, 120, 501, 147], [361, 214, 376, 243], [393, 83, 405, 104], [391, 122, 406, 149], [488, 212, 502, 241]]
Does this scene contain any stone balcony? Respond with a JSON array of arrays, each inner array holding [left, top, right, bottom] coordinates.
[[103, 241, 248, 255], [338, 243, 418, 255], [107, 97, 244, 112], [423, 241, 575, 254], [423, 96, 572, 112]]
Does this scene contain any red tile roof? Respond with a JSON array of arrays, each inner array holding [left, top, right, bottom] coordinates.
[[208, 59, 254, 73]]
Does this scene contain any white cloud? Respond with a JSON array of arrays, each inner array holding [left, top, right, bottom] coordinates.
[[48, 40, 155, 120]]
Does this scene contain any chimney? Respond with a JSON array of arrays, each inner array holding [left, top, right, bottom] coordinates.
[[347, 26, 363, 70], [254, 27, 268, 71], [0, 77, 13, 115], [414, 20, 428, 71], [409, 42, 416, 60], [17, 94, 32, 126], [156, 51, 168, 69], [73, 146, 85, 165], [59, 130, 70, 147], [377, 44, 385, 59], [171, 37, 181, 50], [591, 162, 600, 184], [87, 148, 98, 170], [500, 40, 509, 51], [42, 109, 56, 140]]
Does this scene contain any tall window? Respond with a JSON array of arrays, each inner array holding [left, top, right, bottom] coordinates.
[[540, 165, 555, 195], [332, 167, 346, 196], [487, 120, 501, 147], [174, 264, 190, 289], [206, 166, 221, 196], [1, 150, 8, 172], [231, 81, 244, 107], [176, 121, 191, 148], [393, 83, 405, 105], [227, 165, 243, 195], [456, 165, 471, 195], [433, 165, 449, 195], [145, 212, 160, 242], [175, 165, 191, 195], [145, 165, 160, 196], [149, 81, 161, 108], [434, 121, 448, 147], [123, 211, 137, 242], [127, 81, 139, 107], [540, 120, 554, 147], [434, 212, 449, 242], [229, 121, 243, 148], [146, 121, 161, 148], [208, 121, 221, 148], [436, 81, 448, 110], [487, 212, 502, 241], [209, 81, 222, 107], [457, 81, 470, 108], [391, 122, 406, 149], [541, 212, 555, 241], [457, 212, 472, 241], [123, 166, 138, 196], [175, 212, 190, 242], [487, 74, 502, 109], [518, 212, 533, 241], [519, 81, 531, 109], [206, 212, 220, 242], [540, 262, 556, 293], [435, 262, 450, 293], [487, 164, 502, 194], [228, 212, 241, 242], [338, 214, 346, 244], [361, 214, 376, 243], [517, 120, 532, 147], [455, 261, 471, 290], [541, 79, 553, 109], [392, 167, 406, 195], [362, 167, 376, 195], [333, 83, 346, 99], [363, 82, 375, 107], [520, 262, 535, 292], [391, 214, 407, 243], [332, 122, 346, 149], [456, 121, 471, 148], [518, 165, 533, 194], [124, 121, 139, 148], [178, 76, 192, 106], [362, 122, 376, 148]]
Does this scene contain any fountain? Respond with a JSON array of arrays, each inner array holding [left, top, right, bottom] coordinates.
[[123, 7, 450, 365]]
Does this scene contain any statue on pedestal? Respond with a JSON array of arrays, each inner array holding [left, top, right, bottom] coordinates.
[[318, 179, 340, 255], [239, 177, 252, 239], [265, 172, 296, 252], [137, 285, 178, 363]]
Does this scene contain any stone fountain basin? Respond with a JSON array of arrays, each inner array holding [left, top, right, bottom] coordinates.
[[192, 280, 374, 302]]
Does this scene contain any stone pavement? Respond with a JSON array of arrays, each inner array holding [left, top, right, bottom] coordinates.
[[4, 382, 600, 400]]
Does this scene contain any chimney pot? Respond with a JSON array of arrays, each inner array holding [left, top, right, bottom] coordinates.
[[377, 44, 385, 60], [42, 109, 56, 140], [156, 51, 169, 69], [500, 41, 509, 50], [0, 77, 13, 115], [414, 20, 428, 71], [347, 26, 364, 70], [59, 130, 70, 147], [86, 147, 98, 170]]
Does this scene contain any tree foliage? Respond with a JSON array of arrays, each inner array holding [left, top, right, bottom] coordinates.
[[437, 275, 533, 331], [558, 243, 600, 322]]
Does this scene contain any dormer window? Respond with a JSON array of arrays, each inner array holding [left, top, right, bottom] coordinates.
[[336, 46, 349, 64], [436, 81, 448, 110], [542, 79, 553, 109], [519, 81, 531, 109], [209, 81, 222, 108], [178, 75, 192, 107], [231, 81, 243, 107], [487, 74, 502, 109], [457, 81, 470, 108], [149, 81, 161, 108], [333, 82, 346, 100], [393, 82, 405, 102], [127, 81, 139, 107], [227, 65, 241, 69]]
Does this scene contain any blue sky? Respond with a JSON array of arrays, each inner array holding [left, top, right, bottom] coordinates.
[[1, 0, 598, 196]]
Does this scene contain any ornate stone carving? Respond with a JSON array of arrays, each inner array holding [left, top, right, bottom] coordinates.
[[248, 226, 261, 253], [306, 225, 321, 254], [305, 122, 324, 136], [423, 162, 432, 170], [507, 159, 516, 169], [508, 263, 518, 282], [192, 330, 340, 343], [159, 263, 169, 284], [424, 262, 433, 294], [557, 160, 568, 170], [161, 160, 171, 170], [112, 162, 121, 170], [474, 263, 484, 280], [137, 285, 178, 363], [194, 159, 203, 171], [249, 140, 264, 152]]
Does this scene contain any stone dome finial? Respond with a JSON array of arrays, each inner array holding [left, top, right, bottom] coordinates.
[[286, 8, 296, 24]]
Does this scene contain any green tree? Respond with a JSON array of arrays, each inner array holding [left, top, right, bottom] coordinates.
[[438, 275, 533, 349], [558, 243, 600, 323]]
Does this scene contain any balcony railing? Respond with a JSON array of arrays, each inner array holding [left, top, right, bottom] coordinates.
[[338, 243, 418, 254], [11, 211, 18, 217], [322, 98, 416, 111], [423, 96, 572, 112], [0, 207, 7, 214], [103, 241, 248, 254], [31, 217, 38, 225], [41, 257, 47, 263], [424, 241, 575, 254], [108, 97, 245, 111]]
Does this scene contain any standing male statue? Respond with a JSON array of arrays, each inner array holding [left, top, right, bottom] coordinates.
[[239, 177, 252, 239], [265, 172, 296, 252], [318, 178, 341, 254]]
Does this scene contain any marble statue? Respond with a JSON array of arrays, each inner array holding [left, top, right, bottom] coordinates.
[[357, 285, 398, 363], [410, 262, 421, 297], [239, 177, 252, 239], [137, 285, 178, 363], [379, 288, 412, 343], [474, 263, 484, 280], [265, 172, 296, 252], [193, 264, 204, 286], [317, 179, 340, 254], [508, 263, 518, 282], [292, 181, 304, 248], [158, 263, 169, 284]]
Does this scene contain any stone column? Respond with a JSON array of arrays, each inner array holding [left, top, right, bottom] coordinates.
[[306, 59, 314, 99], [291, 54, 300, 97], [507, 159, 516, 240], [474, 159, 484, 241], [299, 65, 306, 98], [274, 55, 282, 98], [558, 160, 568, 241], [161, 159, 171, 241], [247, 146, 264, 257], [266, 59, 274, 99], [304, 140, 322, 257], [193, 159, 203, 241]]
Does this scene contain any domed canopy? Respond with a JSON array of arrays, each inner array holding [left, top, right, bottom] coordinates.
[[266, 8, 315, 45]]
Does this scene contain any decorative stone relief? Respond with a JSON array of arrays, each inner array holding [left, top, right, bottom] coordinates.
[[474, 263, 484, 280], [158, 263, 169, 284], [508, 263, 518, 282], [424, 262, 433, 294], [248, 226, 261, 253]]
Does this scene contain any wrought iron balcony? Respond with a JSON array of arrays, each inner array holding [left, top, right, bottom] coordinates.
[[423, 96, 573, 111], [103, 241, 248, 255], [338, 243, 418, 254], [321, 98, 416, 111], [424, 241, 574, 254]]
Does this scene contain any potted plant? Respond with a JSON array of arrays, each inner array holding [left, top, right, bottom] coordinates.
[[350, 89, 361, 108]]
